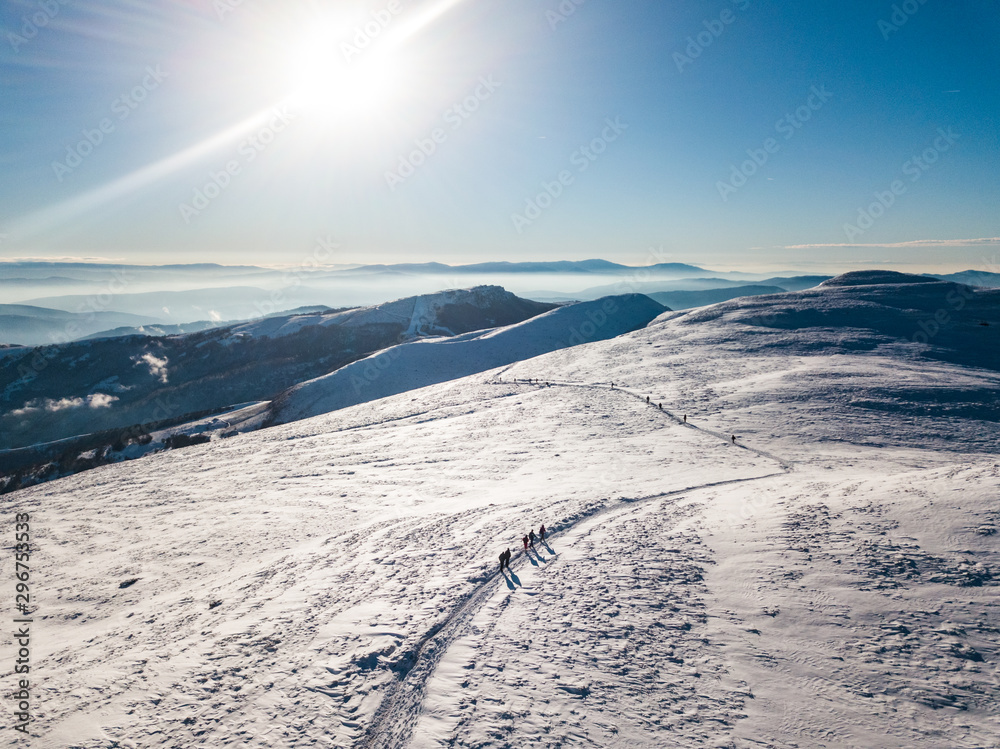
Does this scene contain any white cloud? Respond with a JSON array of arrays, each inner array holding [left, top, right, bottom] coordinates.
[[10, 393, 119, 417], [784, 237, 1000, 250], [0, 256, 127, 263], [88, 393, 119, 408], [137, 352, 169, 383], [209, 310, 222, 322]]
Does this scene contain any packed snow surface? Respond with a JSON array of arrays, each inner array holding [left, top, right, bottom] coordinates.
[[3, 277, 999, 748]]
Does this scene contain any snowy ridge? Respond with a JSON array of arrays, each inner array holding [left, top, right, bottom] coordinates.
[[226, 286, 534, 342], [269, 293, 666, 425], [818, 269, 941, 287]]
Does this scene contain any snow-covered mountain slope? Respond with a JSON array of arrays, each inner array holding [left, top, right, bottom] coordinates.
[[269, 293, 666, 425], [818, 269, 940, 287], [510, 274, 1000, 453], [5, 273, 999, 748], [82, 307, 339, 341], [0, 287, 556, 452], [225, 286, 552, 342]]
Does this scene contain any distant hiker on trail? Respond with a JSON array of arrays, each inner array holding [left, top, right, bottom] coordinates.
[[529, 529, 536, 548], [522, 535, 529, 551], [646, 396, 649, 403], [505, 548, 512, 569], [539, 524, 546, 541], [659, 403, 663, 410], [499, 550, 506, 572], [731, 434, 736, 444], [611, 381, 615, 389], [683, 414, 687, 423]]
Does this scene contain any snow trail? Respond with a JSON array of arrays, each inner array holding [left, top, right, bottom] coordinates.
[[495, 376, 796, 471], [358, 377, 800, 747], [362, 471, 789, 748]]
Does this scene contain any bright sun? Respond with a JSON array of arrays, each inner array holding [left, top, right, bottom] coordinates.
[[288, 26, 406, 123]]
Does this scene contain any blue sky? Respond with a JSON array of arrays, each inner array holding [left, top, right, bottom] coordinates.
[[1, 0, 998, 271]]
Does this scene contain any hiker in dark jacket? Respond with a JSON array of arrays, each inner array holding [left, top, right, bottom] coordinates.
[[528, 529, 536, 548], [539, 524, 546, 541]]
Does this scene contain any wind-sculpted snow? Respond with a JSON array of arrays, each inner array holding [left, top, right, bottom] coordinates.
[[269, 294, 666, 425]]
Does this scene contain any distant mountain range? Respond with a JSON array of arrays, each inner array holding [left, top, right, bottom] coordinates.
[[3, 260, 998, 346], [647, 285, 788, 310], [4, 259, 999, 284], [340, 260, 717, 276], [0, 304, 161, 346]]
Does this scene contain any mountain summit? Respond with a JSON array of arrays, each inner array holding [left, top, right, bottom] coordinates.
[[819, 270, 941, 287]]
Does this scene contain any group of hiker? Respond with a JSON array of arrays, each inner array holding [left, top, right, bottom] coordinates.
[[506, 377, 550, 386], [630, 386, 740, 443], [498, 524, 546, 571], [498, 377, 741, 445]]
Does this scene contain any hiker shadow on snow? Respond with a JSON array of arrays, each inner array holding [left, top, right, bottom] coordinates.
[[508, 571, 521, 587], [502, 571, 517, 589]]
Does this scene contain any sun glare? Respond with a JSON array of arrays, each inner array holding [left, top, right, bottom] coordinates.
[[288, 25, 407, 123]]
